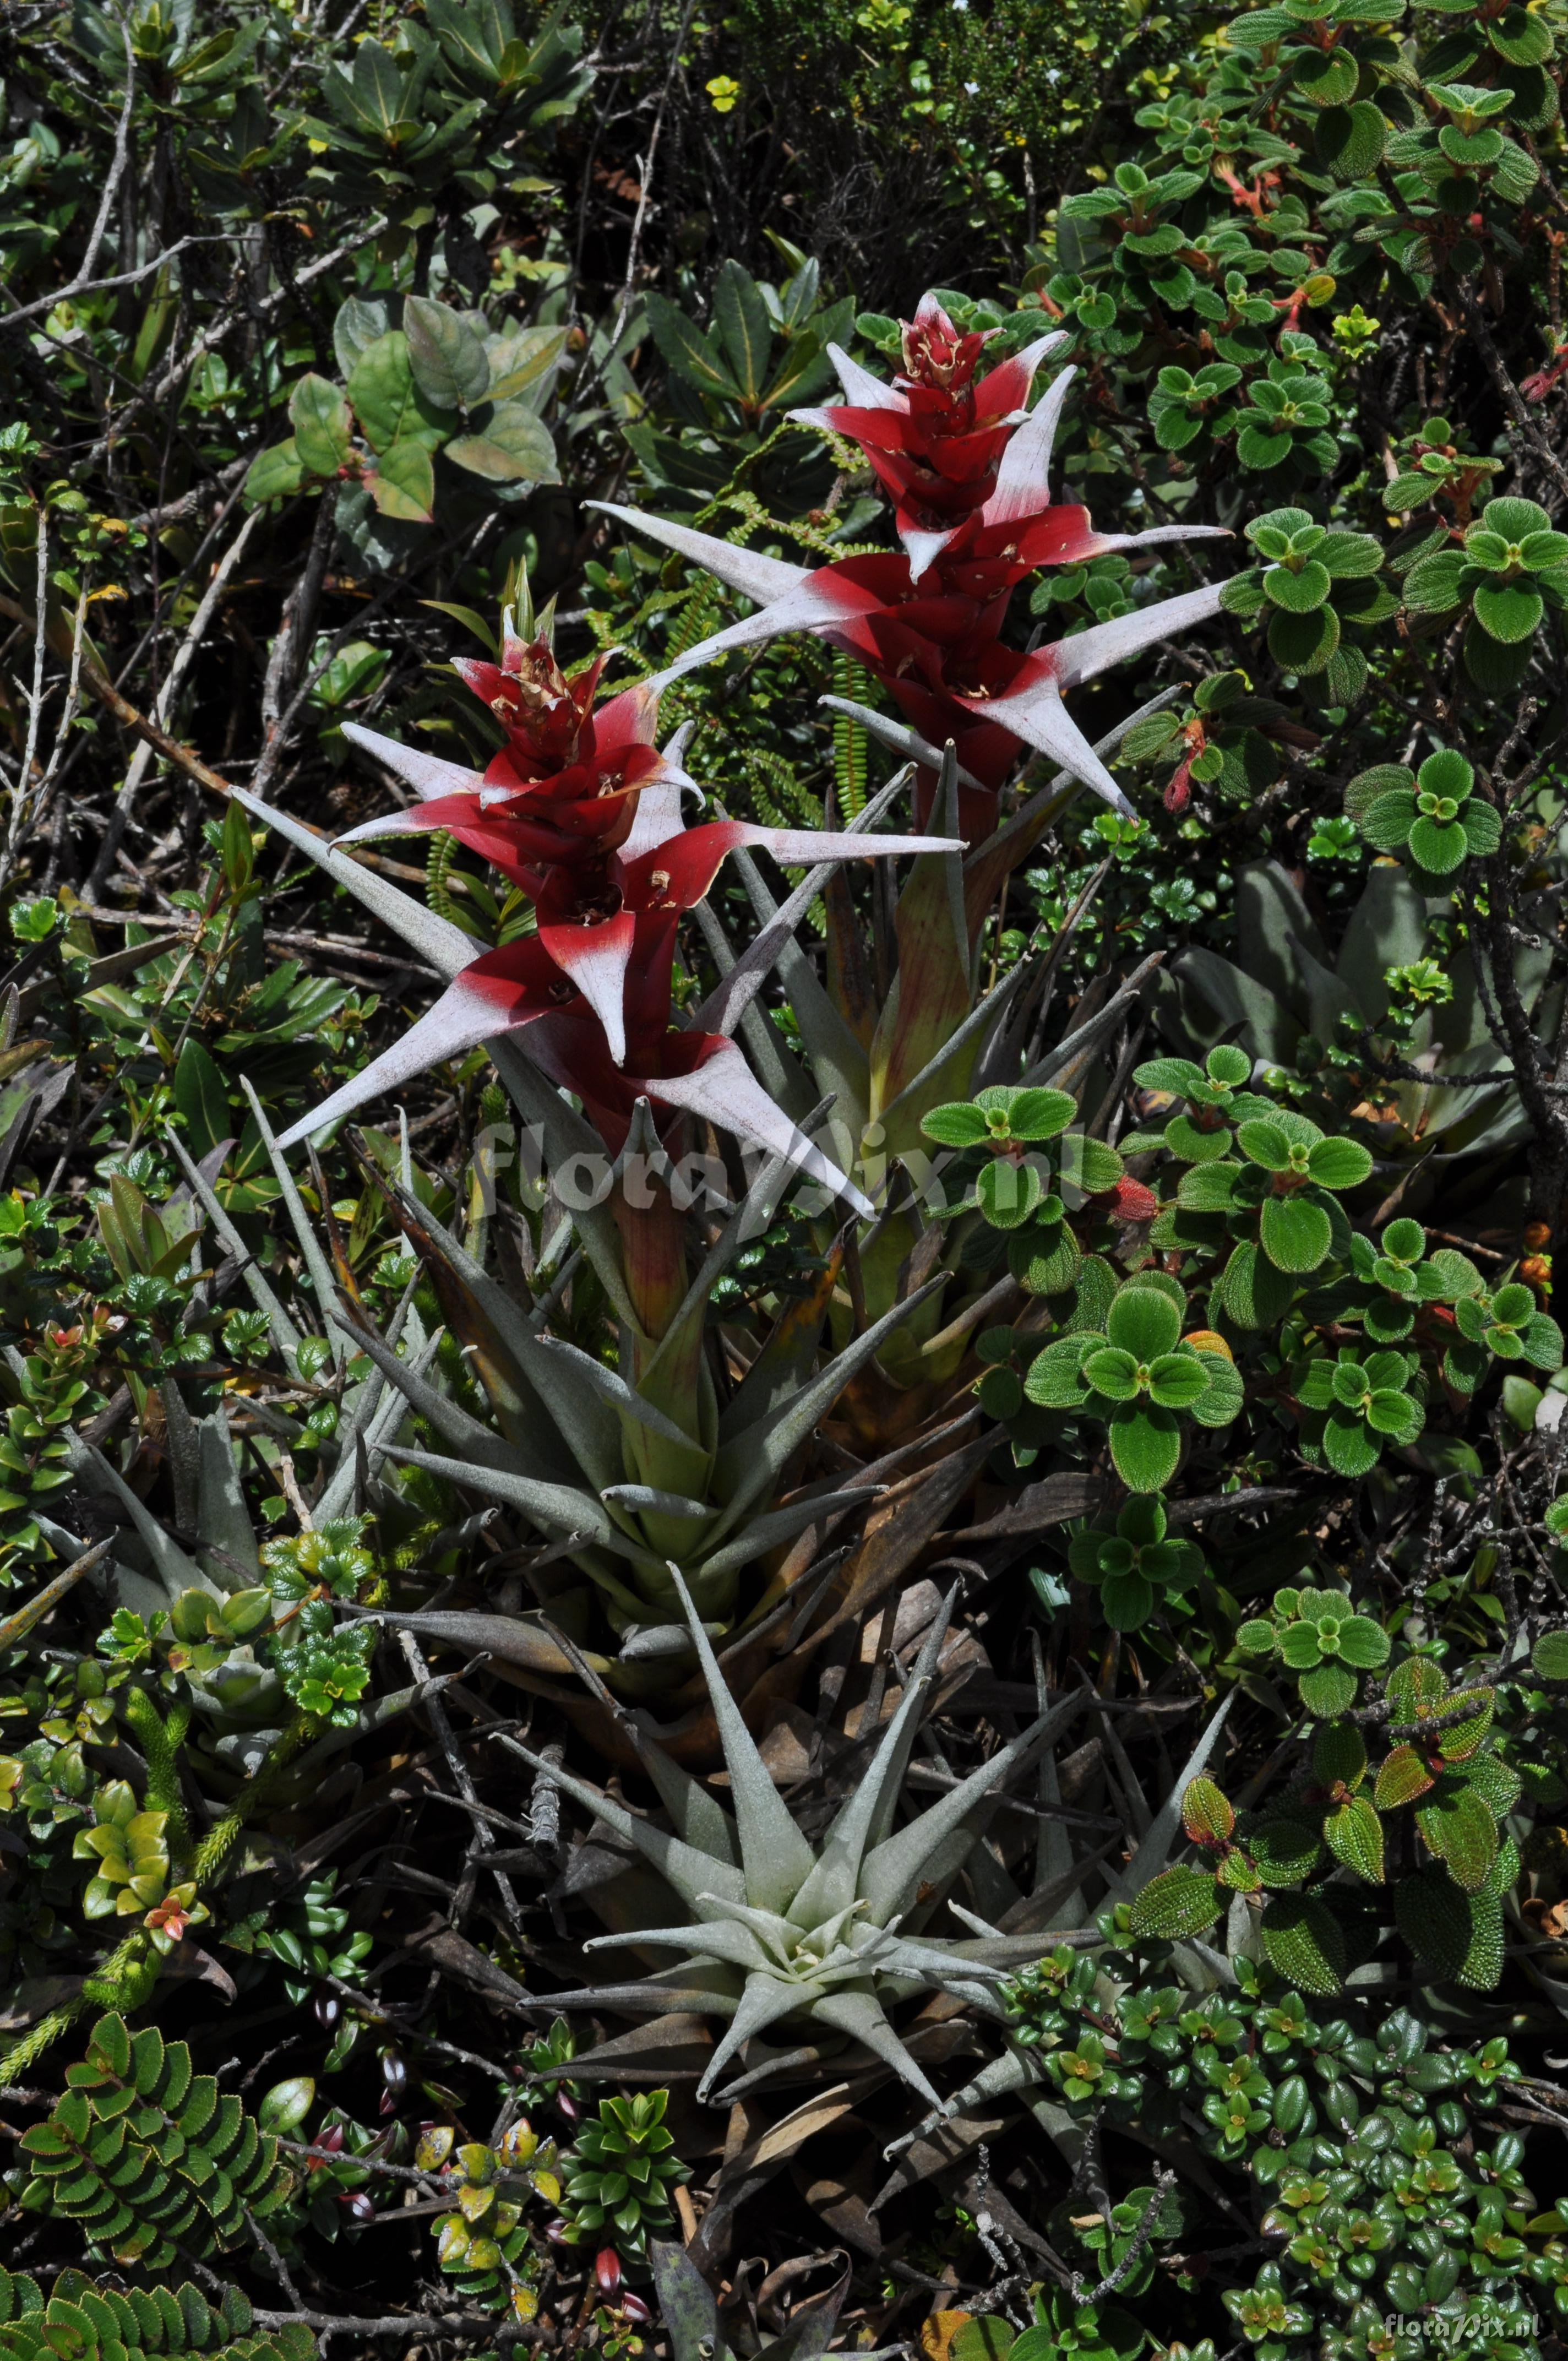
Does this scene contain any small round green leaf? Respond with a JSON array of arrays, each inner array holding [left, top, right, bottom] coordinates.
[[1104, 1286, 1182, 1361], [1305, 1136, 1373, 1190], [1261, 1191, 1332, 1272], [1108, 1402, 1182, 1492], [1264, 559, 1332, 612], [922, 1103, 991, 1147], [1472, 580, 1545, 643], [977, 1157, 1044, 1230], [1237, 1119, 1293, 1172]]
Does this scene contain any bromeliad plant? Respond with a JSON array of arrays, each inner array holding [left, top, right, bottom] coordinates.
[[509, 1575, 1087, 2107], [595, 288, 1233, 830], [571, 291, 1237, 1456], [224, 302, 1237, 1697]]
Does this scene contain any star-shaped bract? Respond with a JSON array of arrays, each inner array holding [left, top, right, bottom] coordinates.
[[339, 633, 673, 875], [590, 294, 1231, 829], [791, 292, 1071, 580], [285, 689, 952, 1210]]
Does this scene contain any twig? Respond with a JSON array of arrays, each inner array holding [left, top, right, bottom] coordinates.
[[254, 486, 340, 801], [1072, 2168, 1177, 2304], [2, 583, 89, 891], [86, 505, 264, 894], [397, 1631, 524, 1933], [13, 509, 48, 829], [251, 2310, 503, 2337], [2, 236, 211, 329], [1455, 285, 1568, 505], [0, 18, 140, 325]]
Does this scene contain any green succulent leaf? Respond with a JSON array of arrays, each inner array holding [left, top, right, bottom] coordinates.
[[1129, 1864, 1224, 1940], [1259, 1894, 1346, 1996], [1323, 1794, 1386, 1883], [1261, 1192, 1333, 1274]]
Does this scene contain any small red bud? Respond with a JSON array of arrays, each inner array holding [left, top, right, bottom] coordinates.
[[622, 2293, 652, 2324], [595, 2249, 622, 2295], [1109, 1177, 1159, 1223]]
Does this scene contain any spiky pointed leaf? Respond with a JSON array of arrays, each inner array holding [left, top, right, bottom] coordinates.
[[858, 1691, 1082, 1925], [709, 1277, 946, 1538], [166, 1130, 304, 1370], [666, 1565, 816, 1914], [506, 1740, 746, 1913], [379, 1443, 663, 1580], [787, 1596, 956, 1925], [697, 1969, 818, 2101], [340, 720, 482, 802], [806, 1985, 944, 2109], [239, 1077, 347, 1367], [1121, 1690, 1236, 1895], [230, 784, 473, 978]]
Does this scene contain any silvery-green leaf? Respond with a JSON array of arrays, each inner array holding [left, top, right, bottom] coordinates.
[[337, 1312, 566, 1488], [614, 1709, 739, 1868], [583, 1919, 769, 1973], [694, 1487, 878, 1585], [880, 2046, 1042, 2166], [859, 1690, 1084, 1925], [367, 1173, 622, 1486], [315, 1315, 439, 1525], [724, 842, 870, 1129], [666, 1564, 816, 1914], [1121, 1689, 1237, 1895], [788, 1598, 955, 1926], [379, 1443, 663, 1581], [166, 1128, 303, 1372], [710, 1277, 945, 1530], [807, 1985, 944, 2108], [195, 1413, 262, 1592], [228, 784, 474, 979], [697, 1969, 819, 2101], [68, 1441, 214, 1603], [239, 1076, 347, 1367], [505, 1739, 746, 1913]]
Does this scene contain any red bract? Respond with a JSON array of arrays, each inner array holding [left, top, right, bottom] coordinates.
[[591, 304, 1231, 833], [792, 292, 1070, 578], [283, 747, 948, 1205], [295, 293, 1233, 1187], [341, 634, 667, 875]]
